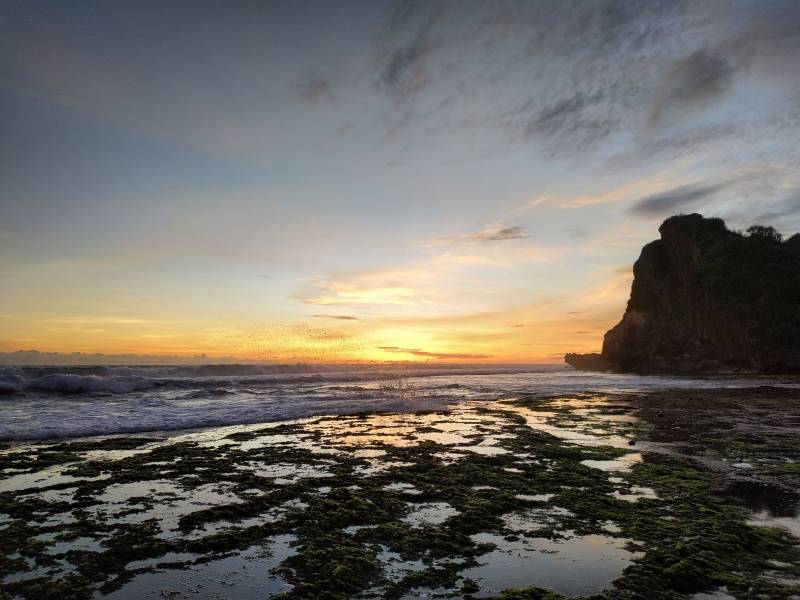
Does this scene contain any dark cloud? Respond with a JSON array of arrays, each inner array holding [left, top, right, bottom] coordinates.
[[470, 225, 528, 242], [523, 91, 613, 151], [290, 77, 335, 104], [377, 346, 491, 360], [628, 182, 725, 217], [649, 49, 735, 127]]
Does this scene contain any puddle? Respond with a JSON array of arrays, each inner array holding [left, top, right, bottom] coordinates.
[[691, 588, 736, 600], [503, 403, 635, 450], [613, 486, 659, 503], [502, 506, 574, 532], [240, 462, 333, 482], [0, 467, 110, 493], [581, 453, 643, 473], [748, 512, 800, 538], [724, 481, 800, 538], [104, 534, 296, 599], [376, 546, 426, 582], [84, 480, 246, 535], [463, 532, 641, 597], [459, 445, 510, 457], [402, 502, 459, 527], [382, 482, 422, 495], [514, 493, 555, 502]]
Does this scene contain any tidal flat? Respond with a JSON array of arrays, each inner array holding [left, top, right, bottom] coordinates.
[[2, 387, 800, 599]]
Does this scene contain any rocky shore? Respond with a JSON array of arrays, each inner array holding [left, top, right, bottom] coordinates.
[[2, 386, 799, 599]]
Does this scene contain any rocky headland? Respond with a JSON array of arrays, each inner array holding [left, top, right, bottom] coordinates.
[[566, 213, 800, 374]]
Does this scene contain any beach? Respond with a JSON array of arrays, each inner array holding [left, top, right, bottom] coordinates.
[[2, 372, 800, 599]]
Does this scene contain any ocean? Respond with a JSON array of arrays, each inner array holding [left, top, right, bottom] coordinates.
[[1, 363, 797, 441]]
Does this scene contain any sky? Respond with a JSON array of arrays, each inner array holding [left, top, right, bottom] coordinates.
[[1, 0, 799, 364]]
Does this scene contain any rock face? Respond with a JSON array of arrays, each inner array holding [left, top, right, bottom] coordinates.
[[566, 214, 800, 374]]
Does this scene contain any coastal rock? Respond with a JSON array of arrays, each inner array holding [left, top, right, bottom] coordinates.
[[564, 352, 608, 371], [567, 214, 800, 374]]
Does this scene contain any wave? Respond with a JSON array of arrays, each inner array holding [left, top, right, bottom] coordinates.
[[2, 367, 798, 441], [0, 364, 563, 396], [0, 371, 161, 394]]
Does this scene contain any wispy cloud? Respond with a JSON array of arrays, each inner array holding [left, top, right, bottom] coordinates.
[[376, 3, 442, 101], [523, 91, 612, 152], [297, 270, 426, 307], [0, 349, 254, 366], [290, 76, 335, 104], [419, 223, 533, 249], [628, 182, 726, 217], [307, 314, 361, 321], [564, 227, 589, 239], [302, 285, 417, 306], [469, 225, 528, 242], [561, 175, 673, 208], [649, 49, 735, 127], [377, 346, 491, 360], [42, 316, 151, 325], [750, 191, 800, 226]]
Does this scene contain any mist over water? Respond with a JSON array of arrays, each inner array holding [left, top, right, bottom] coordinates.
[[1, 364, 797, 440]]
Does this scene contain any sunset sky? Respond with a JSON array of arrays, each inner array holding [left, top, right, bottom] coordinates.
[[2, 0, 799, 363]]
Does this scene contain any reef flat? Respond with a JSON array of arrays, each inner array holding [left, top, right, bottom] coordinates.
[[1, 387, 800, 599]]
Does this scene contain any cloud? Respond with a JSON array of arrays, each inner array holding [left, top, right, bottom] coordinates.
[[372, 1, 697, 154], [562, 175, 673, 208], [41, 316, 150, 325], [377, 3, 442, 101], [628, 182, 726, 217], [297, 269, 428, 307], [290, 77, 335, 104], [377, 346, 491, 360], [420, 224, 532, 248], [564, 227, 589, 239], [523, 91, 613, 152], [0, 349, 255, 366], [307, 314, 361, 321], [302, 285, 416, 306], [369, 0, 800, 159], [751, 191, 800, 224], [470, 225, 528, 242], [649, 48, 735, 127]]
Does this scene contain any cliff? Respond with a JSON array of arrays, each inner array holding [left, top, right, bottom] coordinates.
[[566, 214, 800, 374]]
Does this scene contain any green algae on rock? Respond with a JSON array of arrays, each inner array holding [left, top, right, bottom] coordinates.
[[1, 389, 799, 599]]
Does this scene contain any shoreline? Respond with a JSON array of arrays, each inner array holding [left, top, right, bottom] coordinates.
[[2, 386, 799, 598], [4, 370, 800, 444]]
